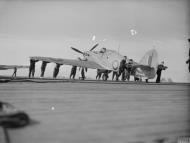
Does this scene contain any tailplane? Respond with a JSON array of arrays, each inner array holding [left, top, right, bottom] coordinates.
[[139, 49, 158, 69]]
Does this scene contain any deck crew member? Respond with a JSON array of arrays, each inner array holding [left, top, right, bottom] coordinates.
[[53, 63, 61, 78], [29, 59, 38, 78], [156, 61, 168, 83], [96, 69, 103, 80], [126, 59, 133, 81], [12, 67, 17, 78], [186, 39, 190, 72], [40, 61, 49, 77], [112, 71, 117, 81], [119, 56, 127, 81], [102, 70, 109, 81], [70, 66, 77, 79], [99, 47, 106, 54], [79, 67, 87, 80], [186, 59, 190, 72]]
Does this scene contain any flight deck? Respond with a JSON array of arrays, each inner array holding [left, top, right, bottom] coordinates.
[[0, 77, 189, 143]]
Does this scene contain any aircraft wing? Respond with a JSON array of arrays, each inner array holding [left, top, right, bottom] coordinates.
[[0, 65, 29, 70], [30, 56, 106, 70]]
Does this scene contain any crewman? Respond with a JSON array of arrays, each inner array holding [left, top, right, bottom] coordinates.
[[119, 56, 127, 81], [12, 67, 17, 78], [96, 69, 102, 80], [156, 61, 168, 83], [100, 47, 106, 54], [79, 67, 87, 80], [81, 67, 85, 80], [29, 59, 38, 78], [112, 71, 117, 81], [186, 39, 190, 72], [40, 61, 49, 77], [53, 63, 62, 78], [102, 70, 109, 81], [70, 65, 77, 79], [126, 59, 133, 81], [186, 59, 190, 72]]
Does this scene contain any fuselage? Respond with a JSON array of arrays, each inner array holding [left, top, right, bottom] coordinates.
[[80, 48, 158, 80], [84, 49, 124, 71]]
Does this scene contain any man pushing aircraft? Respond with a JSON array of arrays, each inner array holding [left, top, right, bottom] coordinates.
[[186, 39, 190, 72], [12, 67, 17, 78], [41, 61, 49, 77], [29, 59, 38, 78], [70, 66, 77, 79], [118, 56, 127, 81], [53, 63, 62, 78]]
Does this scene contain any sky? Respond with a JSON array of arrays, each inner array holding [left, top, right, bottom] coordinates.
[[0, 0, 190, 82]]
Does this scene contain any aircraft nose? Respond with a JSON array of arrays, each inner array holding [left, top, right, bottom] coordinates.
[[84, 52, 89, 56]]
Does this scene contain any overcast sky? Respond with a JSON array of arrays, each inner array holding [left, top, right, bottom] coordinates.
[[0, 0, 189, 82]]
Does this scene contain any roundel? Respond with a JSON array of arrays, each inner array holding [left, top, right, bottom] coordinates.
[[112, 60, 119, 70]]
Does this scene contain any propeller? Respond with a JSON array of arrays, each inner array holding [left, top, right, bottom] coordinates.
[[70, 47, 84, 55], [71, 43, 99, 56], [90, 43, 99, 51]]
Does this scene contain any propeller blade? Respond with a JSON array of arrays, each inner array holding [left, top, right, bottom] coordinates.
[[90, 43, 99, 51], [71, 47, 84, 54]]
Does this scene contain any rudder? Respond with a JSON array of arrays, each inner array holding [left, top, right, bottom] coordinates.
[[139, 49, 158, 69]]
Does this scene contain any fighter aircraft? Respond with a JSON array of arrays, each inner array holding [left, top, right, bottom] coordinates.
[[30, 43, 158, 81]]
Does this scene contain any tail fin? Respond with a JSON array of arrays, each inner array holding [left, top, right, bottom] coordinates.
[[139, 49, 158, 69]]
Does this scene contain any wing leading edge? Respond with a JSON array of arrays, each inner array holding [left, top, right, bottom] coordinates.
[[30, 56, 106, 70], [0, 65, 29, 70]]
